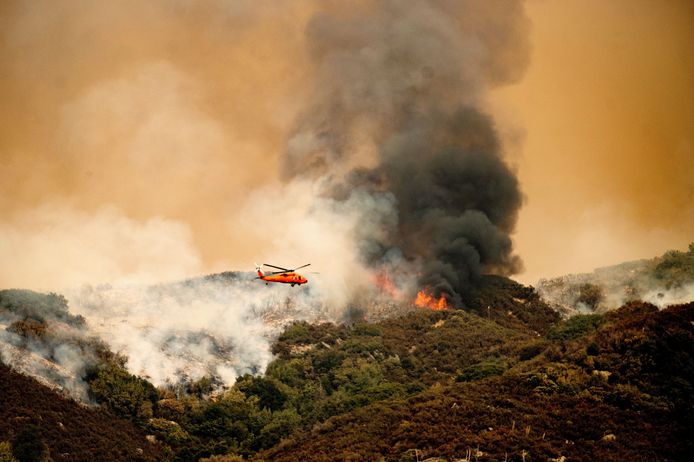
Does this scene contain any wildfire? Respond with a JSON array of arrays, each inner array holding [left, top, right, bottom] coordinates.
[[414, 289, 448, 311], [374, 267, 399, 299]]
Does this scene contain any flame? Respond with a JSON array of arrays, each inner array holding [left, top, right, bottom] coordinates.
[[374, 267, 399, 298], [414, 289, 448, 311]]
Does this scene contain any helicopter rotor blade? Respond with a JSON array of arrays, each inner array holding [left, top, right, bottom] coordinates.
[[292, 263, 311, 271], [263, 263, 291, 272]]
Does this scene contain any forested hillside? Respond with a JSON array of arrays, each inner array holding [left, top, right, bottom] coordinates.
[[0, 363, 163, 461], [1, 277, 692, 461], [259, 301, 694, 461]]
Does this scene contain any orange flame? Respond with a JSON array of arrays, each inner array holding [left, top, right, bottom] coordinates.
[[374, 267, 399, 298], [414, 289, 448, 311]]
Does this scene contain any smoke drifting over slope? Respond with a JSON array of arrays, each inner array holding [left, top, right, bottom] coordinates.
[[68, 274, 330, 386], [284, 0, 528, 305], [1, 0, 529, 300], [0, 0, 532, 389]]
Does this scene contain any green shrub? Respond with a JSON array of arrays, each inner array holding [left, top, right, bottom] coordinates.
[[236, 375, 287, 411], [312, 350, 346, 374], [576, 283, 604, 310], [279, 322, 312, 343], [187, 376, 217, 398], [456, 358, 507, 382], [265, 357, 311, 388], [517, 341, 547, 360], [547, 314, 604, 341], [85, 363, 158, 421], [256, 408, 301, 449], [0, 289, 84, 327], [653, 248, 694, 286], [157, 398, 186, 421], [351, 323, 382, 337], [147, 418, 190, 444], [339, 338, 382, 356]]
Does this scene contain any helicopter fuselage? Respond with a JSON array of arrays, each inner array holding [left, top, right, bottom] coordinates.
[[258, 271, 308, 286]]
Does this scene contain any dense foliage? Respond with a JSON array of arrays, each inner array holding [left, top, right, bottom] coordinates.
[[0, 363, 162, 461], [654, 246, 694, 287], [0, 290, 85, 328], [2, 277, 693, 461], [259, 301, 694, 462]]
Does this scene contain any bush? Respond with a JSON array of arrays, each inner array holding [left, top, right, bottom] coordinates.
[[236, 376, 287, 411], [517, 341, 547, 360], [187, 376, 217, 398], [147, 418, 190, 444], [351, 323, 382, 337], [312, 350, 346, 374], [547, 314, 604, 341], [456, 358, 507, 382], [576, 283, 604, 310], [0, 289, 84, 327], [85, 363, 158, 421], [11, 425, 49, 462], [256, 408, 301, 449], [200, 454, 244, 462], [586, 342, 600, 356], [157, 398, 186, 421], [653, 248, 694, 286], [7, 319, 47, 340], [0, 442, 17, 462]]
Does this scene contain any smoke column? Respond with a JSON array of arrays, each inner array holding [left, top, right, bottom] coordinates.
[[283, 0, 530, 305], [0, 0, 535, 392]]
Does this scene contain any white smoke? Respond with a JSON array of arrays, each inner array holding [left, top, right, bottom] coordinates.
[[0, 179, 404, 395], [0, 204, 203, 290], [642, 283, 694, 309], [0, 0, 532, 396], [0, 311, 94, 401], [67, 275, 330, 387], [234, 179, 403, 309]]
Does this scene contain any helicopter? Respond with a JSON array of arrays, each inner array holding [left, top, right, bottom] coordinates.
[[255, 263, 311, 287]]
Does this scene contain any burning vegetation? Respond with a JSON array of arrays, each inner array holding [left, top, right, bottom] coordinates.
[[2, 281, 693, 461], [281, 0, 529, 307], [414, 289, 449, 311], [2, 0, 693, 461]]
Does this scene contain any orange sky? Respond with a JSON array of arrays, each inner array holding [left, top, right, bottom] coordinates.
[[493, 0, 694, 282], [1, 0, 692, 288]]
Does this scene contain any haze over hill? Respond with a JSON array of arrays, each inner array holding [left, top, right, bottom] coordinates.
[[1, 255, 692, 460], [1, 1, 693, 460], [2, 0, 692, 294], [538, 244, 694, 315]]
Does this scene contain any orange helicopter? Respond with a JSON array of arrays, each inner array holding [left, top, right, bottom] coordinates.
[[255, 263, 311, 287]]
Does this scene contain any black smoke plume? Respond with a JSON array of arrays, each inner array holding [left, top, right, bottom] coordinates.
[[283, 0, 530, 305]]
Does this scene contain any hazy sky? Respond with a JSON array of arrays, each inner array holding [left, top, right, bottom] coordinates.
[[1, 0, 692, 289], [492, 0, 694, 281]]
